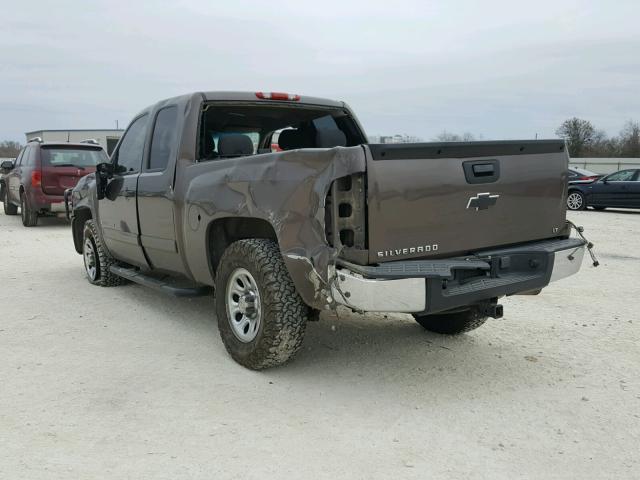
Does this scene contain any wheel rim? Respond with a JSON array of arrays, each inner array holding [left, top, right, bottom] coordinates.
[[83, 238, 98, 280], [567, 192, 583, 210], [226, 268, 261, 343]]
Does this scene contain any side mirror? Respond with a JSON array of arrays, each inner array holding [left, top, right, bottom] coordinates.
[[602, 178, 608, 184], [0, 160, 15, 172], [95, 162, 115, 200]]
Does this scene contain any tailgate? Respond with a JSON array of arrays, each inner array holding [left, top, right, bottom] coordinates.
[[365, 140, 569, 263]]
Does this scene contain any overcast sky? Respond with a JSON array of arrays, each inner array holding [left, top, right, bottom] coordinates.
[[1, 0, 638, 142]]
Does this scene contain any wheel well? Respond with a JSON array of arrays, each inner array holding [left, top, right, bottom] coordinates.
[[207, 217, 278, 273], [72, 208, 92, 254]]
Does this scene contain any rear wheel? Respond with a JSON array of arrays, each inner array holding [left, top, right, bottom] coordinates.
[[82, 220, 126, 286], [2, 187, 18, 215], [20, 192, 38, 226], [567, 191, 586, 211], [413, 308, 488, 335], [215, 239, 309, 370]]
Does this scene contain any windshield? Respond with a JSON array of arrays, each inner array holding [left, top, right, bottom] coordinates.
[[41, 147, 107, 167]]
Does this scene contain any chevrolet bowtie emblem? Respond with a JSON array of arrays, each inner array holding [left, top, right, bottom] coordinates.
[[467, 192, 500, 211]]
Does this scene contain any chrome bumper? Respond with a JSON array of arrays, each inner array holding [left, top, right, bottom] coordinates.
[[549, 244, 585, 282], [331, 241, 586, 313], [331, 270, 426, 313]]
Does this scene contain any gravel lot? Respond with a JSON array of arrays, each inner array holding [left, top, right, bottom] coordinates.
[[1, 208, 639, 479]]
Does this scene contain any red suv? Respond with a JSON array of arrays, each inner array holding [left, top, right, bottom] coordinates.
[[1, 139, 108, 226]]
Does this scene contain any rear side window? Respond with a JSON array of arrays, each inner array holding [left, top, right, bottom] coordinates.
[[148, 106, 178, 171], [24, 146, 37, 166], [15, 147, 26, 166], [116, 114, 149, 174], [606, 170, 635, 182]]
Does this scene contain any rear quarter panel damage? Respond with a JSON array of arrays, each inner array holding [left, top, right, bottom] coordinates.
[[181, 146, 366, 309]]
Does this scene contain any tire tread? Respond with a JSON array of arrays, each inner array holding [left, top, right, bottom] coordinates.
[[83, 220, 126, 287], [215, 239, 308, 370]]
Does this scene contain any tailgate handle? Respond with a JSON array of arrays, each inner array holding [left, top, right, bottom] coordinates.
[[472, 164, 494, 176], [463, 159, 500, 184]]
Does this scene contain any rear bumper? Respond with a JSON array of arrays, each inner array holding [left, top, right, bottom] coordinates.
[[27, 188, 65, 212], [331, 237, 585, 313]]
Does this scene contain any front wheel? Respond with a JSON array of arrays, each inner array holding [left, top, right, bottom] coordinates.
[[82, 220, 126, 286], [215, 239, 309, 370], [413, 308, 488, 335], [567, 191, 586, 211], [20, 192, 38, 226]]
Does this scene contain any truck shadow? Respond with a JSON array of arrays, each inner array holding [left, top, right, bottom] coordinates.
[[284, 311, 527, 382], [35, 216, 71, 227], [107, 282, 535, 387]]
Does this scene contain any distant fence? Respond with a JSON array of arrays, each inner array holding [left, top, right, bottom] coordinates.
[[569, 158, 640, 174]]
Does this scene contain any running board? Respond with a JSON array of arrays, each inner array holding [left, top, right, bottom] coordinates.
[[109, 265, 212, 297]]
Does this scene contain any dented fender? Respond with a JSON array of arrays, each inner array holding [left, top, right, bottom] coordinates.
[[180, 146, 366, 309]]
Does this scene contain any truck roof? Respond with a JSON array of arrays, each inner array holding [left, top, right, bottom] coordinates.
[[200, 91, 345, 108]]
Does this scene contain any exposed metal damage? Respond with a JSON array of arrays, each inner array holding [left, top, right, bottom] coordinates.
[[184, 146, 367, 309]]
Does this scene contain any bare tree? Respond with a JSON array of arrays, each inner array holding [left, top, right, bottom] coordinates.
[[618, 120, 640, 158], [555, 118, 596, 157], [584, 129, 620, 157], [0, 140, 23, 158]]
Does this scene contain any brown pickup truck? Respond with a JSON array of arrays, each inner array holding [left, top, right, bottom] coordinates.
[[67, 91, 588, 369]]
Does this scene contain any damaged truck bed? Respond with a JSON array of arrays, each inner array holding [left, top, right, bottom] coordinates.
[[67, 91, 587, 369]]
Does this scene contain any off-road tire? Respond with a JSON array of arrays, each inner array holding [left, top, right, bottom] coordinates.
[[2, 187, 18, 215], [82, 220, 126, 286], [413, 308, 488, 335], [20, 192, 38, 226], [215, 239, 309, 370]]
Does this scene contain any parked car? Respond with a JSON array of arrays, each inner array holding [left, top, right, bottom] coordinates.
[[567, 169, 640, 211], [568, 167, 603, 184], [0, 158, 15, 203], [1, 139, 108, 226], [67, 91, 586, 370]]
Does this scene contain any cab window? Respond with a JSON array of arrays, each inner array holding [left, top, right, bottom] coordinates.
[[115, 114, 149, 174], [148, 106, 178, 171]]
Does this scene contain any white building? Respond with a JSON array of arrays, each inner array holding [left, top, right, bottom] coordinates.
[[25, 129, 124, 155]]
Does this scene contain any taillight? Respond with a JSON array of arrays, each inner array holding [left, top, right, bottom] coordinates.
[[325, 174, 366, 250], [578, 176, 597, 181], [31, 170, 41, 187], [255, 92, 300, 101]]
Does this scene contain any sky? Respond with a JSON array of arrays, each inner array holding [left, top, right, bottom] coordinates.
[[1, 0, 639, 143]]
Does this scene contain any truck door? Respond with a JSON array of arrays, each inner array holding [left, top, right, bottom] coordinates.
[[98, 113, 149, 267], [137, 105, 182, 272]]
